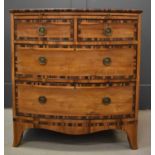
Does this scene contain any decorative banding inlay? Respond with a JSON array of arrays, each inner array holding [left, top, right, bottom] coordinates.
[[16, 112, 135, 120], [10, 9, 142, 13], [15, 74, 137, 81], [13, 117, 137, 127], [15, 44, 137, 49], [15, 80, 136, 87]]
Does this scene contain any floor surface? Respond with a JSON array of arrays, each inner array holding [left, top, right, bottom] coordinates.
[[4, 109, 151, 155]]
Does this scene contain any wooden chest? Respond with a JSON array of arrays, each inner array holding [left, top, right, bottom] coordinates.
[[10, 9, 142, 149]]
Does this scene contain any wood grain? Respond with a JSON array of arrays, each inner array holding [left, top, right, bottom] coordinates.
[[15, 19, 72, 40], [10, 9, 142, 149], [79, 20, 136, 40], [16, 48, 136, 77], [17, 84, 133, 116]]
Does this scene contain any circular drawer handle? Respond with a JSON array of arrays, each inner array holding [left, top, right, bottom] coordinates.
[[38, 96, 47, 104], [103, 57, 111, 66], [104, 27, 112, 36], [38, 56, 47, 65], [102, 97, 111, 105], [38, 26, 46, 36]]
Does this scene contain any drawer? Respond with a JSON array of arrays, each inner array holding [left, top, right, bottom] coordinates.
[[14, 18, 74, 42], [78, 18, 137, 42], [16, 47, 136, 78], [17, 84, 134, 116]]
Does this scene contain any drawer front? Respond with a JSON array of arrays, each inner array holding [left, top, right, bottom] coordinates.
[[16, 47, 136, 77], [78, 18, 137, 42], [15, 18, 74, 42], [17, 84, 134, 116]]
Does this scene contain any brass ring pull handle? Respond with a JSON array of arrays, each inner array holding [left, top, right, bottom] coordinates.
[[38, 96, 47, 104], [102, 97, 111, 105], [104, 27, 112, 36], [38, 56, 47, 65], [38, 26, 46, 36], [103, 57, 111, 66]]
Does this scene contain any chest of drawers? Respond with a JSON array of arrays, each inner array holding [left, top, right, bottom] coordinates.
[[10, 9, 142, 149]]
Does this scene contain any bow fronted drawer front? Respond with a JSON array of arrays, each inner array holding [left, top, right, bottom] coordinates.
[[17, 84, 134, 116], [15, 47, 136, 78]]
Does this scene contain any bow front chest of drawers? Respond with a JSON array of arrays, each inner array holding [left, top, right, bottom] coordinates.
[[10, 9, 142, 149]]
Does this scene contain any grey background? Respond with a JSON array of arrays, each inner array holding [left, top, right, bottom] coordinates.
[[4, 0, 151, 109]]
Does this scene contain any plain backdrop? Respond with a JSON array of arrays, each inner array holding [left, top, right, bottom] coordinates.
[[4, 0, 151, 109]]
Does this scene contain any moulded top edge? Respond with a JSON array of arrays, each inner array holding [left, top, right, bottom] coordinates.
[[9, 8, 143, 14]]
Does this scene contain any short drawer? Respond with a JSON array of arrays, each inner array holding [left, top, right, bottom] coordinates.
[[17, 84, 134, 116], [78, 18, 137, 42], [14, 18, 74, 42], [16, 47, 136, 78]]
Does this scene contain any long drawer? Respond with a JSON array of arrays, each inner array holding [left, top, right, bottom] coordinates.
[[17, 84, 134, 116], [16, 47, 136, 78]]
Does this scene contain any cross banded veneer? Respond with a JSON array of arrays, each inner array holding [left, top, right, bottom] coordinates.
[[10, 9, 142, 149]]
